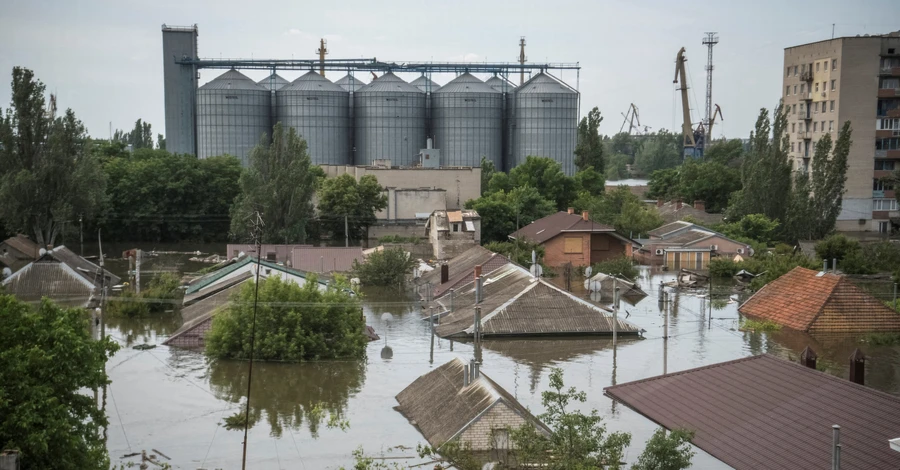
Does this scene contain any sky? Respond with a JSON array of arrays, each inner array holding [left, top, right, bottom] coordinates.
[[1, 0, 898, 141]]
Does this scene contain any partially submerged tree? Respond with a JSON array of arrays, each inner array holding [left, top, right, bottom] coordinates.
[[351, 247, 416, 287], [317, 174, 387, 242], [631, 428, 695, 470]]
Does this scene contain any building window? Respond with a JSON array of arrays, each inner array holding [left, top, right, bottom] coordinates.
[[794, 65, 799, 76], [452, 223, 460, 232], [800, 84, 806, 94], [815, 82, 819, 93], [832, 59, 837, 70], [266, 252, 276, 261], [564, 237, 581, 254], [821, 121, 825, 132], [879, 221, 890, 233], [786, 85, 790, 96], [786, 67, 791, 77], [875, 160, 896, 171], [816, 62, 820, 72], [791, 142, 795, 152], [830, 100, 835, 112], [873, 199, 898, 211], [813, 122, 818, 132], [793, 85, 798, 95], [814, 102, 819, 113], [831, 79, 836, 91], [829, 120, 834, 131], [874, 179, 894, 191], [798, 121, 804, 132], [882, 78, 900, 89], [799, 103, 805, 115], [792, 123, 796, 133], [792, 103, 797, 114], [877, 138, 900, 150], [879, 118, 900, 130]]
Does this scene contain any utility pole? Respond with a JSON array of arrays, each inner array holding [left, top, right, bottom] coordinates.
[[241, 212, 265, 470], [344, 215, 349, 247], [702, 32, 719, 132], [79, 214, 83, 256], [518, 37, 527, 85]]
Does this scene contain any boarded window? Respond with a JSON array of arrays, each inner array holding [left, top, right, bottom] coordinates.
[[564, 237, 581, 254], [266, 252, 277, 261]]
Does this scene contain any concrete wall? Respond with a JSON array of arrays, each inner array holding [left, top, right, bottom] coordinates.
[[321, 165, 481, 211], [226, 244, 295, 264], [458, 402, 528, 452], [381, 188, 446, 220], [428, 215, 481, 260], [367, 223, 429, 243]]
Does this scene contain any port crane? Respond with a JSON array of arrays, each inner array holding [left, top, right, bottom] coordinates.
[[674, 48, 724, 157]]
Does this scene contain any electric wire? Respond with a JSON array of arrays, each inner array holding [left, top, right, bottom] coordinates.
[[108, 383, 132, 452]]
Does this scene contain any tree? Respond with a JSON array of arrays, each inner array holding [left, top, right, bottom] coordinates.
[[577, 186, 664, 236], [508, 156, 575, 210], [606, 153, 630, 180], [633, 130, 682, 176], [318, 174, 388, 242], [205, 275, 367, 361], [676, 159, 741, 213], [0, 295, 119, 470], [351, 247, 416, 287], [156, 133, 166, 150], [0, 67, 107, 246], [607, 132, 640, 164], [703, 139, 744, 167], [575, 107, 605, 173], [465, 186, 556, 243], [719, 214, 780, 245], [646, 168, 680, 201], [230, 123, 318, 243], [573, 166, 606, 195], [479, 156, 495, 196], [631, 428, 695, 470], [483, 238, 545, 268]]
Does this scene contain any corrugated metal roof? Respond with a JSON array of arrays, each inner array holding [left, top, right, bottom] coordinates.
[[1, 235, 40, 259], [1, 260, 97, 307], [356, 72, 423, 94], [281, 70, 346, 92], [739, 267, 900, 333], [516, 72, 576, 94], [647, 220, 694, 238], [334, 74, 366, 92], [50, 246, 121, 286], [395, 358, 550, 449], [434, 73, 497, 94], [291, 247, 363, 273], [165, 280, 246, 347], [257, 73, 289, 90], [185, 256, 325, 295], [199, 69, 267, 91], [484, 76, 516, 93], [511, 211, 615, 244], [605, 354, 900, 470], [409, 76, 439, 92], [418, 246, 501, 289]]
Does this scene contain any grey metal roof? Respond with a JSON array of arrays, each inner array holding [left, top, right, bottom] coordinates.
[[484, 76, 516, 93], [50, 246, 121, 286], [1, 259, 97, 308], [356, 72, 423, 93], [516, 72, 576, 94], [334, 74, 366, 92], [417, 245, 501, 290], [434, 73, 498, 94], [410, 76, 439, 92], [199, 69, 267, 91], [164, 279, 246, 348], [257, 73, 289, 90], [281, 71, 346, 92]]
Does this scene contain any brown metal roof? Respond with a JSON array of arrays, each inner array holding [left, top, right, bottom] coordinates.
[[50, 246, 121, 286], [395, 358, 550, 448], [291, 247, 364, 273], [432, 252, 511, 298], [434, 263, 642, 338], [0, 235, 40, 259], [739, 267, 900, 333], [447, 210, 463, 223], [510, 211, 615, 245], [1, 259, 97, 308], [605, 354, 900, 470], [418, 246, 501, 289]]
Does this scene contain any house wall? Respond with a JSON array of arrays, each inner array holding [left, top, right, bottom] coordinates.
[[368, 223, 429, 244], [543, 233, 627, 268], [664, 251, 709, 270], [684, 235, 750, 255], [381, 188, 447, 220], [226, 244, 296, 264], [457, 402, 528, 451]]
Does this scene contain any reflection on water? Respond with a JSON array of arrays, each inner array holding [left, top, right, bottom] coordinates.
[[208, 359, 365, 438], [104, 314, 180, 346]]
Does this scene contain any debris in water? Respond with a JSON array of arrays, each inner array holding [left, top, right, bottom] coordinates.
[[133, 344, 156, 350]]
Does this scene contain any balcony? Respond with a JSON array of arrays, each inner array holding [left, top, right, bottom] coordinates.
[[800, 70, 813, 81], [801, 92, 813, 101], [800, 131, 812, 140], [879, 66, 900, 76], [800, 111, 812, 121], [878, 88, 900, 98]]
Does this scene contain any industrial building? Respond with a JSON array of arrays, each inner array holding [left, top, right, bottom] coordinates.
[[782, 31, 900, 232], [161, 25, 580, 174]]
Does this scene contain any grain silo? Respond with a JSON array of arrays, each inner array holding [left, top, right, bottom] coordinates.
[[196, 69, 271, 165], [432, 73, 502, 168], [353, 72, 426, 167], [276, 71, 351, 165], [410, 76, 439, 93], [485, 76, 516, 94], [485, 76, 517, 170], [335, 74, 365, 92], [257, 73, 289, 91], [511, 72, 578, 175]]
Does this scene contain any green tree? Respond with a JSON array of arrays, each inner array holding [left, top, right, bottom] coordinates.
[[631, 428, 695, 470], [508, 156, 575, 210], [205, 275, 367, 361], [483, 238, 545, 268], [814, 234, 860, 266], [703, 139, 744, 167], [633, 130, 681, 176], [574, 107, 605, 173], [479, 156, 495, 196], [606, 153, 630, 180], [351, 247, 416, 287], [573, 166, 606, 195], [156, 133, 166, 150], [230, 123, 318, 243], [465, 186, 556, 243], [676, 159, 741, 213], [719, 214, 780, 245], [608, 132, 640, 164], [645, 168, 680, 201], [318, 174, 388, 242], [0, 295, 119, 470], [0, 67, 107, 246], [577, 186, 664, 236]]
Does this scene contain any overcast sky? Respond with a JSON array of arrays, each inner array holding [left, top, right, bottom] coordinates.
[[1, 0, 897, 141]]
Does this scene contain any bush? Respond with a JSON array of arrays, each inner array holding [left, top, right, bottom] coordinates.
[[709, 258, 740, 278], [107, 272, 182, 317], [814, 234, 860, 267], [484, 239, 545, 268], [351, 247, 416, 287], [739, 318, 782, 332], [862, 332, 900, 345], [205, 275, 366, 361], [738, 252, 820, 290], [592, 256, 638, 280], [719, 214, 779, 245]]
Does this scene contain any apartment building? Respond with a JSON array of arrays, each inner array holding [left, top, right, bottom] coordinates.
[[782, 31, 900, 232]]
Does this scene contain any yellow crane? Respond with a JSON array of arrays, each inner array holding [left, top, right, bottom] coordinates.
[[707, 104, 723, 141], [673, 47, 697, 155]]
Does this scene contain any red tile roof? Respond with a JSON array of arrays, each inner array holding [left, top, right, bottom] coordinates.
[[739, 267, 900, 333], [510, 211, 615, 244], [605, 354, 900, 470]]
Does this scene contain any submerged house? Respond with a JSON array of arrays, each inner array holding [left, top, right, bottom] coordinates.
[[637, 220, 752, 269], [416, 245, 509, 300], [509, 209, 635, 268], [0, 234, 40, 273], [433, 261, 642, 339], [426, 209, 482, 260], [395, 357, 551, 452], [739, 266, 900, 334], [1, 246, 121, 308]]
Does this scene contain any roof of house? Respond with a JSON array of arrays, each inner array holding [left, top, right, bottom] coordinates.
[[164, 280, 246, 347], [418, 246, 501, 289], [50, 246, 121, 286], [395, 357, 551, 448], [1, 245, 120, 307], [0, 234, 40, 259], [432, 251, 511, 298], [646, 220, 748, 250], [739, 267, 900, 333], [291, 247, 364, 273], [184, 255, 324, 296], [510, 211, 616, 245], [605, 354, 900, 470], [655, 201, 724, 225], [426, 210, 480, 232], [647, 220, 694, 238], [433, 263, 642, 338]]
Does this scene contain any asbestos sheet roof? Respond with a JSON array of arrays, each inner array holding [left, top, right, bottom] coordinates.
[[164, 279, 246, 347], [418, 245, 500, 288], [432, 252, 511, 298], [605, 354, 900, 470], [434, 263, 642, 338], [291, 247, 363, 273], [200, 69, 267, 91], [739, 267, 900, 333], [1, 235, 40, 259], [647, 220, 693, 238], [1, 259, 97, 307], [395, 357, 550, 448], [282, 70, 346, 92], [510, 211, 616, 245], [50, 246, 121, 286]]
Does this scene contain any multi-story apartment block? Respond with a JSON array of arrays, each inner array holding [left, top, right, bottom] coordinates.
[[783, 31, 900, 233]]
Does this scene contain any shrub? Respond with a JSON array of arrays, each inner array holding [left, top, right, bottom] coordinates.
[[351, 247, 416, 287], [205, 275, 367, 361], [107, 272, 182, 317], [592, 256, 638, 280], [719, 214, 780, 245], [739, 318, 782, 332], [862, 332, 900, 346], [709, 258, 740, 278], [484, 239, 545, 268], [814, 234, 860, 267]]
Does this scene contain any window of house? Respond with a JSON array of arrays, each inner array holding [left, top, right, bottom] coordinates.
[[794, 65, 799, 76], [452, 223, 460, 232], [832, 59, 837, 70], [266, 252, 276, 261], [816, 62, 820, 72], [564, 237, 581, 254], [829, 121, 834, 131], [874, 179, 894, 191], [786, 85, 790, 96], [830, 100, 835, 112], [877, 138, 900, 150], [793, 85, 798, 95], [831, 79, 836, 91], [875, 160, 897, 170], [792, 103, 797, 114], [799, 103, 805, 114], [821, 121, 825, 132], [879, 118, 900, 130], [882, 78, 900, 89], [786, 67, 791, 77], [815, 82, 819, 93], [813, 122, 818, 132], [792, 123, 796, 133], [814, 102, 819, 113], [873, 199, 898, 211], [799, 121, 804, 132], [800, 84, 806, 94]]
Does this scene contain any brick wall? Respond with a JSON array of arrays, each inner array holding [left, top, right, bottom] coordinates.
[[458, 402, 528, 451], [543, 233, 628, 268]]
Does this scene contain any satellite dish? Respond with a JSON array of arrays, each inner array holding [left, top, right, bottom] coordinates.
[[38, 248, 47, 256], [530, 264, 543, 278], [584, 266, 593, 277], [381, 312, 394, 322], [1, 267, 11, 279]]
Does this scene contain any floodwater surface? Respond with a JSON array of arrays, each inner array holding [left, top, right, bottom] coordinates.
[[100, 250, 900, 469]]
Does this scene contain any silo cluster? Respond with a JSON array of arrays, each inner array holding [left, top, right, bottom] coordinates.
[[195, 69, 578, 173]]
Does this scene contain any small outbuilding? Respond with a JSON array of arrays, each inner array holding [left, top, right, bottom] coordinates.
[[426, 209, 481, 260]]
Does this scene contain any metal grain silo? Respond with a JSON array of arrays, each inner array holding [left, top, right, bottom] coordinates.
[[276, 71, 351, 165], [335, 74, 365, 92], [485, 76, 516, 94], [410, 76, 439, 93], [257, 73, 289, 91], [485, 76, 517, 170], [432, 73, 502, 168], [196, 69, 271, 166], [512, 73, 578, 175], [353, 72, 426, 166]]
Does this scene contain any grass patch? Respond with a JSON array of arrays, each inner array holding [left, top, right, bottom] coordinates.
[[861, 332, 900, 346], [739, 318, 782, 332]]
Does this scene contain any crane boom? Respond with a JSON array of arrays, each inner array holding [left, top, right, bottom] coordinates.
[[707, 104, 723, 140], [674, 47, 695, 149]]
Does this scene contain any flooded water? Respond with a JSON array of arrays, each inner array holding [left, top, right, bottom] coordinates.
[[99, 249, 900, 469]]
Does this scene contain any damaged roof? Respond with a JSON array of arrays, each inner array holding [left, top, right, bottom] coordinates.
[[418, 246, 503, 289]]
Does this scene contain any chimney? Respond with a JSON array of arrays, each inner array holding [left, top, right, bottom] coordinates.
[[440, 264, 449, 284], [693, 200, 705, 212], [657, 199, 664, 208], [849, 349, 865, 385], [800, 346, 817, 369], [567, 207, 574, 214], [675, 198, 683, 210], [46, 244, 53, 251], [463, 364, 470, 386], [474, 265, 482, 278], [581, 210, 589, 221], [474, 362, 480, 379], [470, 359, 476, 382], [475, 276, 484, 304]]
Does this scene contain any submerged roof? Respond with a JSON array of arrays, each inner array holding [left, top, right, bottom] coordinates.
[[281, 70, 346, 92], [1, 246, 119, 307], [434, 263, 642, 338], [357, 72, 423, 94], [510, 211, 617, 245], [0, 235, 40, 259], [257, 73, 289, 90], [739, 267, 900, 333], [516, 72, 576, 94], [434, 73, 498, 94], [395, 358, 550, 448], [184, 255, 325, 296], [200, 69, 267, 91], [164, 280, 246, 348], [605, 354, 900, 470], [418, 246, 504, 291], [291, 247, 363, 273]]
